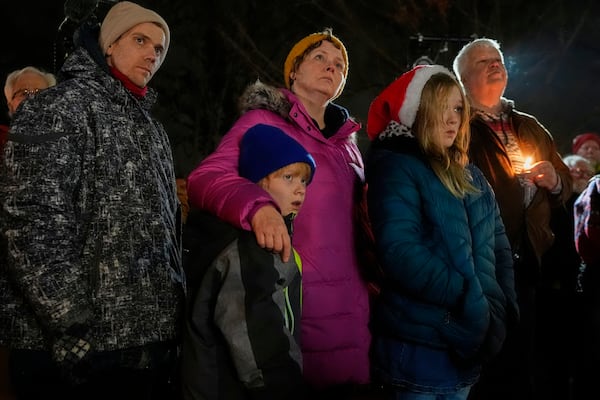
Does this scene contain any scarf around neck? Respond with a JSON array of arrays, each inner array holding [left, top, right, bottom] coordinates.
[[110, 66, 148, 98]]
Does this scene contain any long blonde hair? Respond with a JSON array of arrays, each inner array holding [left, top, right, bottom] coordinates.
[[412, 73, 477, 198]]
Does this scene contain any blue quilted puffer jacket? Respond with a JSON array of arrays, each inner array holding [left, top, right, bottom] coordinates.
[[366, 131, 518, 385]]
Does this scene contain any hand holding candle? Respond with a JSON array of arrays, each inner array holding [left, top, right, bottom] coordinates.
[[524, 159, 559, 191]]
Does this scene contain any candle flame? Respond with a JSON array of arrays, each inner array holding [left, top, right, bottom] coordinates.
[[523, 156, 533, 171]]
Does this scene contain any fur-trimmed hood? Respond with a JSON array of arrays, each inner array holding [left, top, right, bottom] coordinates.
[[238, 80, 291, 119], [237, 80, 358, 140]]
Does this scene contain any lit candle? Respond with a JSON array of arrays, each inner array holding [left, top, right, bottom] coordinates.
[[521, 155, 536, 206], [523, 156, 533, 172]]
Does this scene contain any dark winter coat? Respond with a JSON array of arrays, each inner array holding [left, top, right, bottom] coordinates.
[[0, 39, 183, 352], [180, 209, 304, 400], [469, 105, 572, 275]]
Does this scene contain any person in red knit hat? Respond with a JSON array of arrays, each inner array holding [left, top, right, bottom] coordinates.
[[572, 132, 600, 173]]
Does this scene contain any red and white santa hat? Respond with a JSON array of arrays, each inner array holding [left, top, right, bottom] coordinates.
[[366, 65, 454, 141]]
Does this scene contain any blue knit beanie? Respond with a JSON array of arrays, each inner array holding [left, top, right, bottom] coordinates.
[[239, 124, 316, 184]]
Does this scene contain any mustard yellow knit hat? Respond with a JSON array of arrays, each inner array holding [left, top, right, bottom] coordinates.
[[283, 30, 349, 99]]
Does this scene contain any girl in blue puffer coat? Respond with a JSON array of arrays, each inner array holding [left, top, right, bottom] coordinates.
[[365, 65, 519, 400]]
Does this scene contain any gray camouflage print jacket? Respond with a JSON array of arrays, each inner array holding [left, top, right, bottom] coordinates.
[[0, 41, 184, 352]]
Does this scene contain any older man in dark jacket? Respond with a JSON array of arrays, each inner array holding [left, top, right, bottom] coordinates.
[[453, 38, 572, 400]]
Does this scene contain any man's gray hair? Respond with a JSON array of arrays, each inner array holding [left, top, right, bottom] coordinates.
[[453, 38, 504, 82], [4, 66, 57, 103]]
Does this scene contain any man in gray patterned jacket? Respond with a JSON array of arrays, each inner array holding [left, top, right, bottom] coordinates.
[[0, 2, 184, 399]]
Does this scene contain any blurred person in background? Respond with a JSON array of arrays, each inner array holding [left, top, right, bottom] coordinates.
[[0, 65, 56, 400], [535, 154, 593, 400], [1, 66, 56, 154], [573, 172, 600, 399], [572, 132, 600, 174]]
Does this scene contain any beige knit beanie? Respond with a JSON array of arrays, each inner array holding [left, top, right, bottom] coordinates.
[[99, 1, 170, 59]]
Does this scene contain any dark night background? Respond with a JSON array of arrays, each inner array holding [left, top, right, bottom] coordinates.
[[2, 0, 599, 177]]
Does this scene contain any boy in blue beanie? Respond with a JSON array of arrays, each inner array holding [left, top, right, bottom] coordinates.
[[180, 124, 316, 400]]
